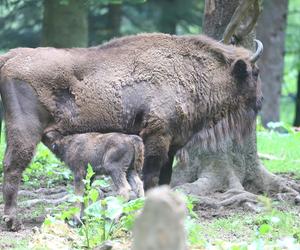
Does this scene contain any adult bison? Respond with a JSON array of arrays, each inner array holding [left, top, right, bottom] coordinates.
[[0, 33, 262, 230]]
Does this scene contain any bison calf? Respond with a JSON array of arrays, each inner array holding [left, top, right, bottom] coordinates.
[[43, 130, 144, 219]]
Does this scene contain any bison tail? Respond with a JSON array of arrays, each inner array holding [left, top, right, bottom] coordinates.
[[131, 135, 144, 174], [0, 54, 10, 143]]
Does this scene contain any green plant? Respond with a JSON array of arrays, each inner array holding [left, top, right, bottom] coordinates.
[[254, 197, 300, 244], [183, 195, 206, 247], [46, 164, 145, 249], [22, 144, 72, 188]]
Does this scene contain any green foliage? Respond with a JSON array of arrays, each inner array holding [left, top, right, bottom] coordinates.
[[89, 0, 146, 4], [281, 0, 300, 125], [184, 195, 206, 247], [46, 165, 145, 249], [22, 144, 72, 188], [0, 139, 72, 187]]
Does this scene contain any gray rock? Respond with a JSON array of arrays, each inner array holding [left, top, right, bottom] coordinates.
[[132, 186, 187, 250]]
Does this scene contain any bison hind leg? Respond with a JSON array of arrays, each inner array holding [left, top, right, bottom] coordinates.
[[1, 79, 50, 231], [109, 169, 132, 201], [127, 169, 144, 198]]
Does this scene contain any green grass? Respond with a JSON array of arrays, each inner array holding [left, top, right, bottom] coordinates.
[[22, 143, 72, 189], [257, 130, 300, 176], [280, 96, 295, 125], [0, 237, 30, 250], [193, 207, 300, 248]]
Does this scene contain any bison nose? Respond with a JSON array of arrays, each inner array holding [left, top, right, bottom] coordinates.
[[254, 96, 263, 113]]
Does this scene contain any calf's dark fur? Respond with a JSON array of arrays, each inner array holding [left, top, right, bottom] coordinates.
[[43, 130, 144, 217]]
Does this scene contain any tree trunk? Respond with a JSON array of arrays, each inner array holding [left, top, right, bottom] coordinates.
[[42, 0, 88, 48], [158, 0, 177, 34], [171, 0, 300, 208], [257, 0, 288, 127], [294, 70, 300, 126], [106, 4, 122, 40]]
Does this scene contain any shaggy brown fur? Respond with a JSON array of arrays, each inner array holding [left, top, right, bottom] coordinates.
[[43, 130, 144, 221], [43, 131, 144, 197], [0, 33, 262, 230]]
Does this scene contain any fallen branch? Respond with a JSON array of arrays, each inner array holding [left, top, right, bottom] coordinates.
[[258, 153, 284, 161]]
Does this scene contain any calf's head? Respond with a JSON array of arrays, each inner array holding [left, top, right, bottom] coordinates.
[[42, 130, 64, 155]]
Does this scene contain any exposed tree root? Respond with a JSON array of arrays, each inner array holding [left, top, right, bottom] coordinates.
[[17, 184, 139, 210], [19, 195, 70, 208], [172, 154, 300, 211], [18, 190, 68, 200]]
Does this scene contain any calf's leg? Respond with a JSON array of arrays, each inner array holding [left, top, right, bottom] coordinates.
[[71, 168, 87, 226], [127, 169, 144, 198], [103, 146, 133, 200]]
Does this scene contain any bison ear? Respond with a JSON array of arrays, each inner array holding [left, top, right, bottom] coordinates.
[[231, 59, 249, 81]]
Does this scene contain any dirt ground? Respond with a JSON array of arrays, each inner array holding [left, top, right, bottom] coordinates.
[[0, 173, 300, 249]]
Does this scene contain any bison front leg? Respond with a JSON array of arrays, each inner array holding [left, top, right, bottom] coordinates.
[[142, 134, 171, 190], [159, 151, 176, 185]]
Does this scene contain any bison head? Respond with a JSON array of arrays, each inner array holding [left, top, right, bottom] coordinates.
[[231, 40, 263, 115], [194, 40, 264, 151]]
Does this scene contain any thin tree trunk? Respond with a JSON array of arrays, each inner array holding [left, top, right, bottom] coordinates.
[[257, 0, 288, 127], [42, 0, 88, 47], [107, 4, 122, 40], [158, 0, 177, 34], [294, 70, 300, 126]]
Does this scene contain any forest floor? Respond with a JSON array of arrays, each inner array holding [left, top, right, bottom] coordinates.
[[0, 173, 300, 249], [0, 129, 300, 249]]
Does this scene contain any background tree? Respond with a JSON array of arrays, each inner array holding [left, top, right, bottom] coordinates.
[[0, 0, 42, 49], [257, 0, 288, 127], [42, 0, 88, 47]]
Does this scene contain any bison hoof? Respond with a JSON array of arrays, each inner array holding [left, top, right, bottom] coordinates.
[[3, 215, 22, 231]]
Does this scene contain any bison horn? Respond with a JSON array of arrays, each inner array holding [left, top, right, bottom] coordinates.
[[250, 39, 263, 63]]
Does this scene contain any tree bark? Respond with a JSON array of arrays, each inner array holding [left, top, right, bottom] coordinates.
[[294, 70, 300, 126], [171, 0, 300, 208], [42, 0, 88, 48], [107, 4, 122, 40], [257, 0, 288, 127]]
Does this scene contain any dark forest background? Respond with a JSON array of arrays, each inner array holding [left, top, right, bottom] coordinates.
[[0, 0, 299, 127]]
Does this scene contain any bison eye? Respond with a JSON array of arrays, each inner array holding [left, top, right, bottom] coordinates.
[[52, 144, 58, 151], [253, 68, 259, 78]]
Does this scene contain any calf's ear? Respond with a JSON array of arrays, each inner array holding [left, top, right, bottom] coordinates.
[[231, 59, 249, 81]]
